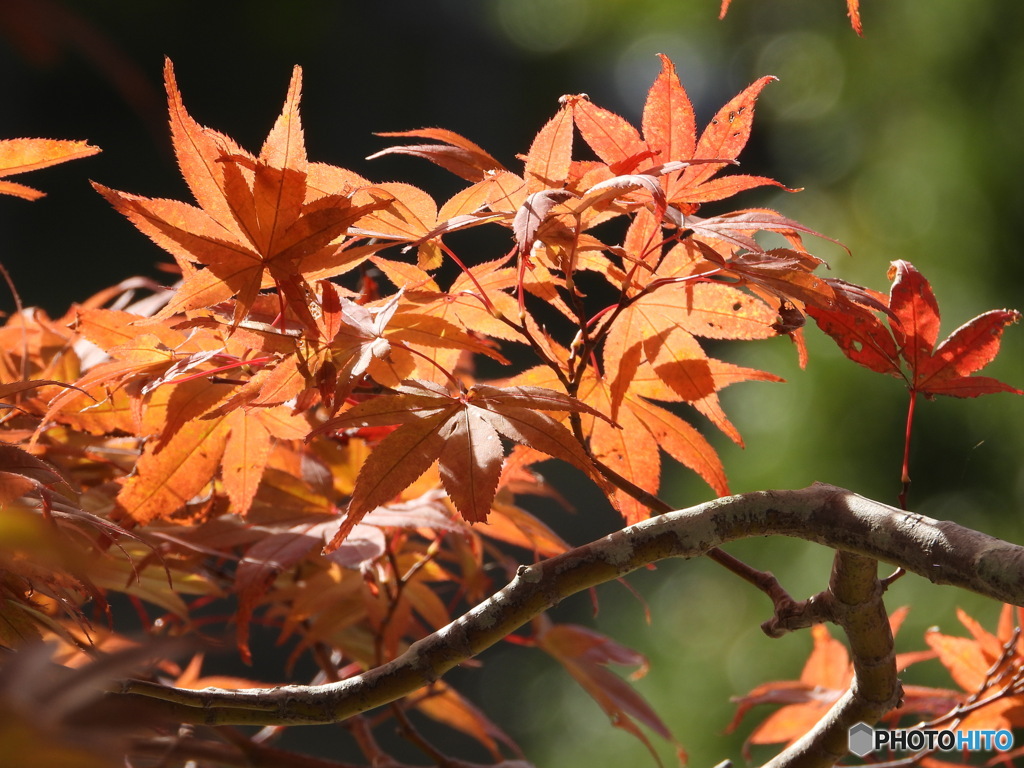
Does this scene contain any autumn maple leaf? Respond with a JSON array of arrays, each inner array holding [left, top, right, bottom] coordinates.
[[811, 260, 1022, 399], [312, 380, 606, 548], [728, 608, 934, 749], [511, 357, 755, 524], [572, 55, 792, 215], [94, 58, 383, 329], [562, 59, 860, 339], [37, 303, 313, 524], [0, 137, 99, 200], [888, 260, 1022, 398], [924, 605, 1024, 733], [536, 619, 685, 764], [113, 392, 309, 525], [366, 56, 813, 316]]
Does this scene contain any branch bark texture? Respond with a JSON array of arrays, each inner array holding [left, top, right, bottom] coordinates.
[[117, 483, 1024, 735]]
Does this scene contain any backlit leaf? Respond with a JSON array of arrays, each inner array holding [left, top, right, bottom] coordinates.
[[438, 405, 504, 523], [677, 76, 777, 192], [524, 103, 575, 192], [370, 128, 506, 182], [0, 138, 99, 200], [573, 97, 646, 168], [642, 53, 696, 164], [889, 259, 941, 375], [115, 411, 230, 524], [538, 621, 680, 764], [887, 261, 1022, 399], [96, 59, 383, 329]]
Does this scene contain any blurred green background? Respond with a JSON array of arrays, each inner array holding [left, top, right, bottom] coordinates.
[[2, 0, 1023, 765]]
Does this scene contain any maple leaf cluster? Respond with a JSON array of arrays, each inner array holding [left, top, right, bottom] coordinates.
[[6, 54, 843, 759], [32, 53, 876, 538], [0, 50, 1019, 767], [731, 605, 1024, 763]]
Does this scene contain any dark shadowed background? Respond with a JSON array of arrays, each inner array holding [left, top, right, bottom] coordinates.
[[2, 0, 1023, 765]]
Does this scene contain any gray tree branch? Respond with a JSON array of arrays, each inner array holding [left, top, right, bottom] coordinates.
[[112, 483, 1024, 766]]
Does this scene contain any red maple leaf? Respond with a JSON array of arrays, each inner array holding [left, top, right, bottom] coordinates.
[[889, 260, 1022, 398], [811, 260, 1022, 399]]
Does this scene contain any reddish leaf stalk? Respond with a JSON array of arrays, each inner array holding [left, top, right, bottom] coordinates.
[[163, 356, 273, 387], [393, 341, 463, 391], [436, 240, 498, 316], [899, 389, 917, 510]]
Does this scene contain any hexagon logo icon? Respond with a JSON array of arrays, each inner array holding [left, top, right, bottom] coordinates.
[[848, 722, 874, 757]]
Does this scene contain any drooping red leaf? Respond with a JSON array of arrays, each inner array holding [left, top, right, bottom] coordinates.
[[915, 310, 1023, 397], [538, 621, 682, 764], [808, 303, 901, 376]]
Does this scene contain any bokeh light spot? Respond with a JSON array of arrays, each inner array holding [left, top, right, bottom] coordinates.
[[756, 31, 845, 121], [496, 0, 591, 54]]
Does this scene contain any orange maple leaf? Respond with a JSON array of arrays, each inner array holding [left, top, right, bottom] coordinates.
[[728, 608, 934, 748], [313, 380, 605, 546], [573, 56, 792, 214], [0, 137, 99, 200], [924, 605, 1024, 733], [536, 619, 685, 765], [114, 398, 308, 525], [412, 682, 521, 762], [94, 58, 383, 329], [513, 362, 733, 523]]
